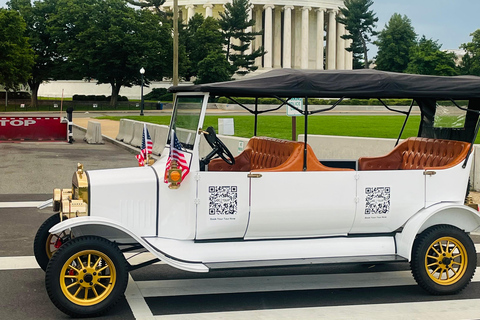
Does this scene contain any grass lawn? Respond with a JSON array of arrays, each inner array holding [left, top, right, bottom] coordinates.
[[99, 114, 425, 141]]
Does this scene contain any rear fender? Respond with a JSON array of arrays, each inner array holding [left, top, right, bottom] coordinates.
[[396, 203, 480, 261], [49, 216, 209, 273]]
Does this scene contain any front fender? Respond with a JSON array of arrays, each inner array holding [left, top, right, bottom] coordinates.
[[49, 216, 209, 273], [396, 203, 480, 261]]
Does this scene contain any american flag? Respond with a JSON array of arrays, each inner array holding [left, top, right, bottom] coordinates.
[[164, 130, 190, 183], [136, 124, 153, 166]]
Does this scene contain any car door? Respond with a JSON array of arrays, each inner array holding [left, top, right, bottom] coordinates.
[[245, 171, 357, 239]]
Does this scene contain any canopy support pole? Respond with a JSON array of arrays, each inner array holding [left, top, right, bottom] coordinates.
[[303, 97, 308, 171], [254, 97, 258, 136], [463, 117, 480, 169], [395, 101, 414, 146]]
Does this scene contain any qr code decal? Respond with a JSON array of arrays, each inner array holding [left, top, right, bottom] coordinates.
[[209, 186, 238, 216], [365, 187, 390, 215]]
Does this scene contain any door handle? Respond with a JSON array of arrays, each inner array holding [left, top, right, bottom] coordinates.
[[247, 173, 262, 178], [424, 171, 436, 176]]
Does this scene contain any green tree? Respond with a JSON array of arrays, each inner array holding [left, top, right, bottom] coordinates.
[[8, 0, 63, 107], [0, 8, 34, 90], [195, 51, 232, 84], [218, 0, 264, 75], [406, 36, 457, 76], [460, 29, 480, 76], [374, 13, 416, 73], [49, 0, 172, 106], [337, 0, 378, 69]]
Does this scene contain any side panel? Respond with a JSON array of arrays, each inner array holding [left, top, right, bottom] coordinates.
[[351, 170, 425, 233], [196, 172, 249, 239], [246, 171, 356, 239], [425, 158, 472, 207], [88, 167, 158, 237]]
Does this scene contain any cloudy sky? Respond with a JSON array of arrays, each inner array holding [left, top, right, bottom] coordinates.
[[1, 0, 478, 55]]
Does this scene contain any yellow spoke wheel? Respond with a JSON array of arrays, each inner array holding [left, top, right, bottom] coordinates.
[[45, 235, 128, 317], [424, 237, 467, 285], [34, 214, 70, 271], [411, 225, 476, 295], [60, 250, 117, 306]]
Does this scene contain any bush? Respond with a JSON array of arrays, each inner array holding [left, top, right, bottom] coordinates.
[[144, 88, 168, 100]]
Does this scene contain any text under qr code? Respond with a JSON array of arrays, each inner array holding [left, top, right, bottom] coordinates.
[[209, 186, 238, 217], [365, 187, 390, 216]]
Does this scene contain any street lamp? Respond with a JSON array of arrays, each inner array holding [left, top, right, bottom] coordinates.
[[140, 67, 145, 116]]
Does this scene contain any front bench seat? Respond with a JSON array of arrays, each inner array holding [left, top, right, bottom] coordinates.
[[209, 136, 352, 172], [358, 137, 471, 171]]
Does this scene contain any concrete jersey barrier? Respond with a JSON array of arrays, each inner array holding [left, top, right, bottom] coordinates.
[[84, 121, 104, 144], [116, 119, 135, 143]]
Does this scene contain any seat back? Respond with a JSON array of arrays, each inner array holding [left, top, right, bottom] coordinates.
[[358, 137, 471, 171]]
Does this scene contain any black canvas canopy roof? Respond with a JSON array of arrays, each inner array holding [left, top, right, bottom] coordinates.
[[169, 69, 480, 100]]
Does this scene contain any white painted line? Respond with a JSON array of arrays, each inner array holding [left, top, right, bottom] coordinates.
[[151, 299, 480, 320], [0, 256, 39, 270], [125, 275, 155, 320], [476, 243, 480, 252], [0, 201, 48, 208], [138, 267, 480, 298]]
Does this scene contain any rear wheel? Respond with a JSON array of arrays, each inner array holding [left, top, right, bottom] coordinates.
[[33, 214, 70, 271], [411, 225, 476, 294], [45, 236, 128, 317]]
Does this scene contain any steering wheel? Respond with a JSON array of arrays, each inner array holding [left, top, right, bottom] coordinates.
[[203, 126, 235, 165]]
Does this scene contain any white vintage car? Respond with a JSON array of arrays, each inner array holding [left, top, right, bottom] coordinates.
[[36, 69, 480, 317]]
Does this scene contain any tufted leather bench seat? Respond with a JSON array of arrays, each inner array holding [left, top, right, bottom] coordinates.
[[358, 137, 471, 171], [209, 136, 353, 172]]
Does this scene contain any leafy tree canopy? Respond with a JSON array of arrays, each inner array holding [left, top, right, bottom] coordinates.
[[337, 0, 378, 69], [374, 13, 416, 73], [406, 36, 457, 76], [48, 0, 172, 106], [195, 51, 232, 84], [460, 29, 480, 76], [0, 8, 34, 90]]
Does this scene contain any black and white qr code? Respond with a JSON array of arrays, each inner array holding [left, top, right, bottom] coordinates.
[[365, 187, 390, 215], [209, 186, 238, 215]]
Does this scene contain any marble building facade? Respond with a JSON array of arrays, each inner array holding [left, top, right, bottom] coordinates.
[[162, 0, 353, 71]]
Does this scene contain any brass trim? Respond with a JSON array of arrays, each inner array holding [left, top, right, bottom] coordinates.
[[247, 173, 263, 178]]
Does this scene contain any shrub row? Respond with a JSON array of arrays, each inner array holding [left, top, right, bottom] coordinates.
[[72, 94, 129, 101]]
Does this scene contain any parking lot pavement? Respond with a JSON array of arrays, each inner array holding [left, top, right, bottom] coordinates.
[[0, 127, 138, 195]]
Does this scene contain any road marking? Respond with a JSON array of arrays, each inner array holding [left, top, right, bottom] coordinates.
[[0, 201, 47, 208], [150, 299, 480, 320], [0, 256, 39, 270], [125, 275, 155, 320]]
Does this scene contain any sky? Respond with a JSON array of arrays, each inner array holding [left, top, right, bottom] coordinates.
[[1, 0, 479, 55]]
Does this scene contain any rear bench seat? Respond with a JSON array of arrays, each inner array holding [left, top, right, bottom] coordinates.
[[358, 137, 471, 171], [209, 136, 352, 172]]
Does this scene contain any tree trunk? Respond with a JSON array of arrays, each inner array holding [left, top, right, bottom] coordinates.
[[110, 82, 122, 108], [226, 37, 231, 62], [360, 35, 369, 69], [28, 79, 41, 108]]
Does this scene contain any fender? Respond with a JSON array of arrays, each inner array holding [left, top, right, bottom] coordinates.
[[396, 203, 480, 261], [49, 216, 209, 273]]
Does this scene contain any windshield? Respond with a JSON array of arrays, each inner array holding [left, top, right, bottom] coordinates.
[[168, 95, 204, 150]]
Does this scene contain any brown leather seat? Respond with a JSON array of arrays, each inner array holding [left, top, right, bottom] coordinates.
[[209, 136, 352, 172], [358, 137, 471, 171]]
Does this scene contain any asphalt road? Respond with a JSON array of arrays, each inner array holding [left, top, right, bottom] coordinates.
[[2, 126, 480, 320]]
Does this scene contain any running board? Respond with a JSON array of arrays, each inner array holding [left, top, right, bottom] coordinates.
[[206, 254, 407, 270]]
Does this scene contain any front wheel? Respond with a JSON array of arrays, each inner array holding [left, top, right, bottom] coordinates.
[[411, 225, 476, 295], [45, 236, 128, 317], [33, 214, 70, 271]]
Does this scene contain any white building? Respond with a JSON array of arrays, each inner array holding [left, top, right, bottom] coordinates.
[[163, 0, 353, 71]]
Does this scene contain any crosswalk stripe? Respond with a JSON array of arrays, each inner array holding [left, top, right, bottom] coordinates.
[[150, 298, 480, 320], [0, 201, 47, 208], [0, 256, 39, 270]]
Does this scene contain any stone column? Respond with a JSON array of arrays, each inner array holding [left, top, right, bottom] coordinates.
[[316, 8, 325, 70], [273, 7, 282, 68], [345, 38, 353, 69], [185, 4, 195, 23], [203, 3, 213, 17], [245, 5, 253, 55], [254, 6, 263, 67], [301, 7, 311, 69], [283, 6, 293, 68], [263, 4, 274, 69], [336, 16, 345, 70], [327, 9, 337, 70]]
